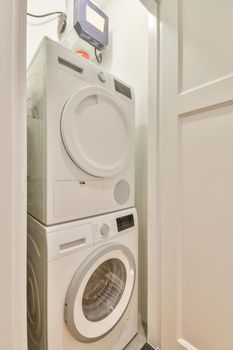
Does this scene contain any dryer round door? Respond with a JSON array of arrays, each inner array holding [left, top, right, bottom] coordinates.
[[64, 244, 136, 343], [61, 87, 133, 178]]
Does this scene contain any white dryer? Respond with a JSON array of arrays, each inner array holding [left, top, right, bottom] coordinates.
[[27, 208, 138, 350], [27, 37, 135, 225]]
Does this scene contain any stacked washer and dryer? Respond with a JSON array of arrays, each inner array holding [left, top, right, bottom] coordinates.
[[27, 37, 138, 350]]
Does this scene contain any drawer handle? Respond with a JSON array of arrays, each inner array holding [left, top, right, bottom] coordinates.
[[59, 238, 86, 252], [58, 57, 83, 74]]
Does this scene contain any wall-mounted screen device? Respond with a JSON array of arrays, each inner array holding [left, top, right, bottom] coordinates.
[[73, 0, 109, 50]]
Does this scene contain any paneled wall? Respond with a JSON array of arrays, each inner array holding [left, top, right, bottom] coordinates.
[[160, 0, 233, 349]]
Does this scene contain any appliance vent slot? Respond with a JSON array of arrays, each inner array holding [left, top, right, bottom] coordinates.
[[58, 57, 83, 74]]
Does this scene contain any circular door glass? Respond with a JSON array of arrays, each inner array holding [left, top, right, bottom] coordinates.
[[61, 87, 133, 178], [64, 244, 135, 342], [82, 258, 126, 322]]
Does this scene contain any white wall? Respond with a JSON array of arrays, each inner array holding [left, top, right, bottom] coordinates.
[[101, 0, 155, 323], [27, 0, 66, 64]]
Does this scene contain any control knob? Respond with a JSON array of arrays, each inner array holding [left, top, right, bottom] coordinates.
[[98, 72, 107, 83], [100, 223, 110, 237]]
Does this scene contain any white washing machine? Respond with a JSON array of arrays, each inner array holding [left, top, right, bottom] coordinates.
[[27, 37, 135, 225], [27, 208, 138, 350]]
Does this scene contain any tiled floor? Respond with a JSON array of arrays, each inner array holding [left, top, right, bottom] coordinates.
[[124, 318, 147, 350]]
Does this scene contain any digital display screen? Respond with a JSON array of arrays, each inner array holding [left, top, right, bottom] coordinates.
[[116, 214, 134, 232], [86, 5, 105, 32], [114, 80, 132, 99]]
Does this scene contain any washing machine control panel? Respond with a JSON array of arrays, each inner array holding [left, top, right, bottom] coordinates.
[[92, 220, 115, 242], [91, 212, 135, 242], [116, 214, 135, 232]]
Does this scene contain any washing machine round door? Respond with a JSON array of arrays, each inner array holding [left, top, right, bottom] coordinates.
[[64, 244, 136, 343], [61, 87, 133, 178]]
